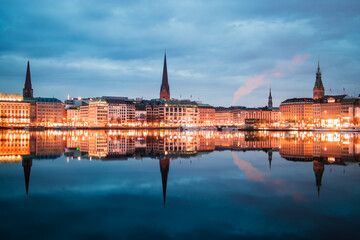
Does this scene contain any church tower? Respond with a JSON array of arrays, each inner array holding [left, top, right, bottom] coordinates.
[[23, 60, 33, 98], [160, 53, 170, 100], [313, 58, 324, 100], [268, 88, 273, 108]]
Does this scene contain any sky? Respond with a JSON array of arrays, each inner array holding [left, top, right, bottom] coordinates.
[[0, 0, 359, 107]]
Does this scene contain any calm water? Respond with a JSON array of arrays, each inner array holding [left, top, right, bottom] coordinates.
[[0, 130, 359, 239]]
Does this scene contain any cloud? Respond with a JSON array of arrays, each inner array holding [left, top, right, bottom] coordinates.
[[0, 0, 359, 106], [232, 74, 266, 106], [232, 152, 266, 182], [232, 54, 310, 105]]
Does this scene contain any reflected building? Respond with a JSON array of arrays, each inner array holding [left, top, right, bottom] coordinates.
[[313, 159, 324, 199], [1, 130, 360, 199]]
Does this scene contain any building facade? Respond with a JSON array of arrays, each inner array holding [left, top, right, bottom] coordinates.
[[0, 93, 30, 127], [198, 104, 215, 126], [280, 98, 314, 125]]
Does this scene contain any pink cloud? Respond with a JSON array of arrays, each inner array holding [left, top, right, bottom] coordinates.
[[232, 54, 310, 105], [232, 74, 266, 105], [232, 152, 266, 182]]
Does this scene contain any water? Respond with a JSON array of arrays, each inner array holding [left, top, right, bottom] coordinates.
[[0, 130, 359, 239]]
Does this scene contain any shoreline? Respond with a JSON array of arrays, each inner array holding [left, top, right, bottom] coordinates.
[[0, 126, 359, 132]]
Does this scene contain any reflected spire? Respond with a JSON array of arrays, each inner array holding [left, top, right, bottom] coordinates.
[[268, 151, 273, 170], [313, 160, 324, 200], [159, 157, 170, 207], [22, 159, 32, 197]]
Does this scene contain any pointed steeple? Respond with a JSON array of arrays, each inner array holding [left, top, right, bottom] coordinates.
[[159, 158, 170, 207], [160, 52, 170, 100], [23, 59, 33, 98], [22, 159, 32, 197], [313, 56, 324, 100], [268, 88, 273, 108]]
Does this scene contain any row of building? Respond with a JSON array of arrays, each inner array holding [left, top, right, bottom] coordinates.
[[0, 56, 359, 128], [279, 62, 360, 128]]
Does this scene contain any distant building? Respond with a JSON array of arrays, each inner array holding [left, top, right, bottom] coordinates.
[[160, 53, 170, 100]]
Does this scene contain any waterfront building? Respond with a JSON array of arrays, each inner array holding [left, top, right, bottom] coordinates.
[[313, 95, 346, 128], [198, 104, 215, 126], [280, 98, 314, 126], [0, 93, 30, 127], [232, 107, 280, 128], [313, 95, 360, 128], [31, 97, 64, 126], [160, 53, 170, 100], [80, 104, 89, 126], [103, 96, 135, 125], [159, 100, 198, 127], [145, 100, 161, 126], [66, 106, 81, 126], [135, 103, 147, 125], [23, 60, 33, 98], [215, 107, 234, 126], [88, 99, 108, 127]]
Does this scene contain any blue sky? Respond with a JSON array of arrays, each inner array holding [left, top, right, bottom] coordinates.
[[0, 0, 359, 107]]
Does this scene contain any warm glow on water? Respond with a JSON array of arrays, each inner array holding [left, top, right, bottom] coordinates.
[[0, 130, 359, 239]]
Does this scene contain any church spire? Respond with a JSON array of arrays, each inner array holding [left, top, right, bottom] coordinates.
[[23, 59, 33, 98], [160, 52, 170, 100], [268, 88, 273, 108], [313, 56, 324, 100]]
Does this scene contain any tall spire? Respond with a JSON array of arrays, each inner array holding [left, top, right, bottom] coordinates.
[[159, 158, 170, 207], [22, 159, 32, 197], [23, 59, 33, 98], [268, 88, 273, 108], [313, 56, 324, 100], [160, 52, 170, 100]]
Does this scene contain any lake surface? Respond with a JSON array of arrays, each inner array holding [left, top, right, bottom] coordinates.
[[0, 130, 359, 239]]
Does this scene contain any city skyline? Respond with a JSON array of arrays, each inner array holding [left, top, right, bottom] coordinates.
[[0, 0, 359, 107]]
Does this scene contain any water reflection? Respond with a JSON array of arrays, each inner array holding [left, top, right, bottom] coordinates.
[[0, 130, 359, 202]]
